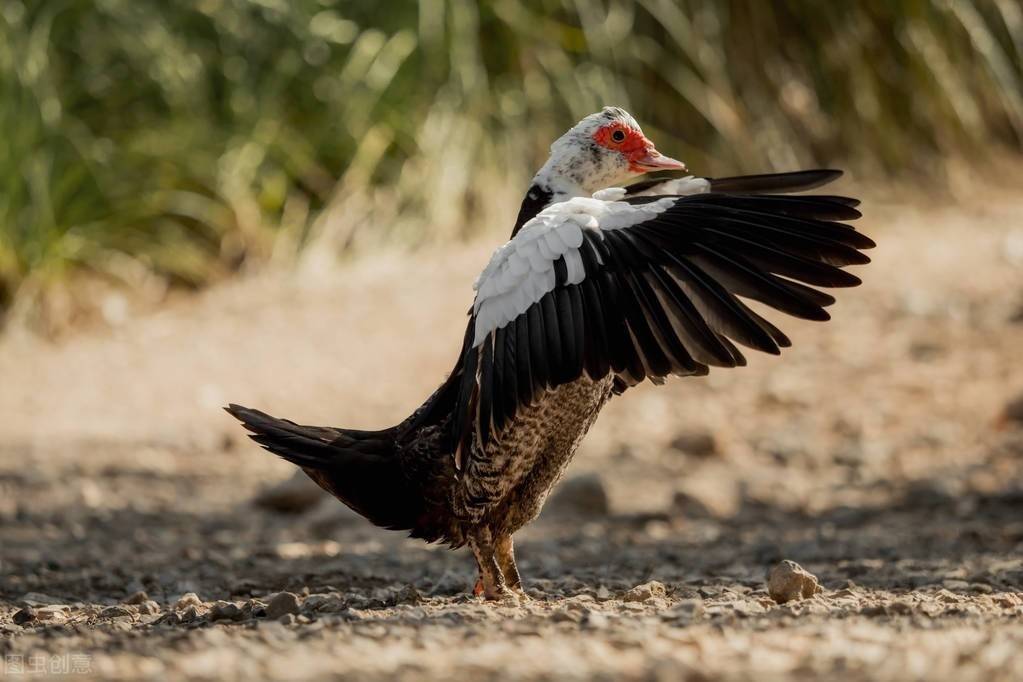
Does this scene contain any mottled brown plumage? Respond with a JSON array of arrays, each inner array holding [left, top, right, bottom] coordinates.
[[226, 108, 874, 600]]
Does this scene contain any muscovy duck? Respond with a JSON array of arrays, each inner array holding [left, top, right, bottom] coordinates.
[[227, 107, 873, 600]]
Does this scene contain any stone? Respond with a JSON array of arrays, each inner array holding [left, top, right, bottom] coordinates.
[[622, 581, 667, 603], [544, 473, 610, 518], [669, 429, 719, 457], [662, 599, 704, 622], [254, 471, 327, 513], [35, 605, 69, 622], [179, 606, 203, 623], [767, 560, 823, 604], [13, 607, 36, 625], [175, 593, 203, 610], [99, 605, 135, 619], [124, 590, 150, 605], [136, 601, 161, 616], [265, 591, 302, 619], [209, 601, 244, 622], [20, 592, 64, 606]]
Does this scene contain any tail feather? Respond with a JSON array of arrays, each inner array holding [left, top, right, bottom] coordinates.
[[225, 404, 425, 533]]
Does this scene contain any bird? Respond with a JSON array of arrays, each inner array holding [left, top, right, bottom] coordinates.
[[226, 106, 874, 601]]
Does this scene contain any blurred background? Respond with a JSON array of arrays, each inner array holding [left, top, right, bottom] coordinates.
[[2, 0, 1022, 331], [3, 3, 1023, 678]]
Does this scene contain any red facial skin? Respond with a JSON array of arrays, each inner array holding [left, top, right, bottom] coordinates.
[[592, 122, 686, 173]]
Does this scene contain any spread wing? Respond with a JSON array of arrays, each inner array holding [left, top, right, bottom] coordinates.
[[624, 168, 845, 197], [452, 182, 873, 467]]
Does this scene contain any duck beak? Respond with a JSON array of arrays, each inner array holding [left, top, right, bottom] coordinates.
[[630, 145, 687, 173]]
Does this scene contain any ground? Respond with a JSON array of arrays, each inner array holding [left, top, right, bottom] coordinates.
[[1, 181, 1023, 681]]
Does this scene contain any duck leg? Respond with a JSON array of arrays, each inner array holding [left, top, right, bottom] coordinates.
[[470, 531, 509, 600], [495, 535, 526, 595]]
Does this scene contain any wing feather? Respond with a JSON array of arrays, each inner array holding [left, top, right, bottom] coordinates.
[[454, 184, 872, 472]]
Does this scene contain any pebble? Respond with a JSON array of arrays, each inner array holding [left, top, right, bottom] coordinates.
[[20, 592, 64, 606], [35, 605, 69, 622], [175, 592, 203, 610], [137, 600, 161, 616], [209, 601, 244, 622], [254, 471, 327, 513], [99, 605, 135, 619], [768, 560, 823, 604], [622, 581, 667, 603], [544, 473, 610, 517], [265, 591, 302, 619], [662, 599, 704, 622], [582, 610, 609, 629], [124, 590, 150, 605], [13, 607, 36, 625], [669, 429, 719, 457], [179, 606, 203, 623], [303, 593, 346, 613]]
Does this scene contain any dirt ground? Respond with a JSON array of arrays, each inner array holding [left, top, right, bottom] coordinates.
[[2, 180, 1023, 681]]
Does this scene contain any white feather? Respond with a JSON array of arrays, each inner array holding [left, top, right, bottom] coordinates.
[[470, 194, 676, 346], [630, 175, 710, 197]]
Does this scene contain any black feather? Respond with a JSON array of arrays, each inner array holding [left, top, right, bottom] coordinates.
[[614, 230, 703, 374], [580, 279, 611, 379], [708, 169, 843, 194], [540, 294, 563, 375], [603, 231, 675, 377], [586, 234, 645, 382], [478, 335, 494, 445], [555, 287, 577, 383], [502, 323, 519, 425], [491, 326, 506, 431], [568, 285, 586, 379], [515, 314, 533, 405], [527, 303, 549, 390]]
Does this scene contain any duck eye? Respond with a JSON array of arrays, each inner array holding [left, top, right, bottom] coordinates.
[[611, 129, 626, 143]]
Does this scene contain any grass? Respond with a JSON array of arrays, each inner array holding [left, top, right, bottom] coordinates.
[[1, 0, 1021, 330]]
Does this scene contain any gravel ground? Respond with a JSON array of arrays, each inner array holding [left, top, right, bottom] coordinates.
[[2, 184, 1023, 680]]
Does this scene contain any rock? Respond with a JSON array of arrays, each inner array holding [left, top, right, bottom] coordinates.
[[124, 590, 150, 605], [99, 605, 135, 619], [209, 601, 244, 622], [551, 608, 582, 623], [277, 613, 296, 625], [732, 600, 767, 616], [35, 605, 69, 622], [136, 600, 161, 616], [670, 490, 715, 519], [156, 612, 181, 626], [179, 606, 203, 624], [241, 599, 267, 620], [254, 471, 328, 513], [391, 585, 422, 606], [582, 610, 609, 629], [669, 429, 719, 457], [307, 498, 368, 536], [544, 473, 610, 518], [174, 593, 203, 610], [265, 592, 302, 619], [767, 560, 823, 604], [13, 607, 36, 625], [20, 592, 64, 606], [662, 598, 704, 622], [1000, 394, 1023, 426], [622, 581, 667, 603]]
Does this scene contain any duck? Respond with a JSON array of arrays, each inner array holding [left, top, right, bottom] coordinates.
[[226, 106, 874, 600]]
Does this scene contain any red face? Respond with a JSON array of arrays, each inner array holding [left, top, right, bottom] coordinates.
[[592, 122, 687, 173]]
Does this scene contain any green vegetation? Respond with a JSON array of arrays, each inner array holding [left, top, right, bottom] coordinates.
[[1, 0, 1021, 328]]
